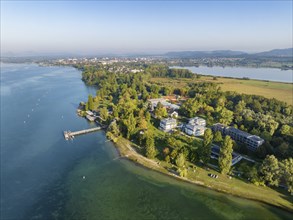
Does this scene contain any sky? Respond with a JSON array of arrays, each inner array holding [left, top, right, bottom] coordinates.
[[1, 0, 292, 56]]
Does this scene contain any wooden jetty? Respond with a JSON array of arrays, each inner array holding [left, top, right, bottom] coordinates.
[[63, 126, 102, 140]]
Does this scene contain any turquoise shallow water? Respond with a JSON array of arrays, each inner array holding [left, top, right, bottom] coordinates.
[[1, 63, 292, 220]]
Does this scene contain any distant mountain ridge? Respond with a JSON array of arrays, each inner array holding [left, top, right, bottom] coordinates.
[[253, 48, 293, 57], [164, 48, 293, 58], [165, 50, 247, 58]]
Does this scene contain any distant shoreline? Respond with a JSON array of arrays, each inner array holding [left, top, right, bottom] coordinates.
[[170, 65, 293, 84]]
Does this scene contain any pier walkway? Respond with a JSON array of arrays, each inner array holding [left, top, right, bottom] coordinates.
[[63, 126, 102, 140]]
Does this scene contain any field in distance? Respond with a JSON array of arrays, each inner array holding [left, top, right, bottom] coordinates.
[[150, 76, 293, 105]]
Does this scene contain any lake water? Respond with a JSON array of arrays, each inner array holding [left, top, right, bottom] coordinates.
[[171, 66, 293, 83], [1, 63, 292, 220]]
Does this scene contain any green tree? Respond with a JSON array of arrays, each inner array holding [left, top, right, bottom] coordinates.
[[88, 94, 94, 111], [154, 102, 168, 119], [235, 100, 246, 113], [138, 117, 148, 130], [162, 86, 173, 95], [94, 95, 100, 103], [280, 158, 293, 194], [267, 119, 279, 136], [219, 108, 234, 125], [275, 142, 289, 158], [259, 155, 280, 186], [249, 166, 265, 186], [112, 105, 119, 118], [180, 98, 200, 117], [250, 128, 260, 136], [218, 135, 233, 174], [198, 128, 213, 164], [100, 107, 109, 121], [123, 113, 137, 139], [175, 153, 186, 168], [170, 149, 178, 161], [150, 84, 160, 94], [145, 136, 157, 159], [260, 131, 272, 142], [176, 153, 187, 177], [215, 96, 226, 108], [167, 136, 184, 149], [179, 168, 188, 177], [213, 131, 223, 143], [280, 125, 291, 135], [256, 145, 268, 159], [283, 107, 292, 116], [165, 155, 170, 163], [85, 102, 89, 111], [106, 120, 120, 143], [239, 163, 262, 185], [145, 111, 151, 122]]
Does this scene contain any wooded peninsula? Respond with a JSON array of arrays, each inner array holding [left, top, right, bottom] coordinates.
[[77, 63, 293, 212]]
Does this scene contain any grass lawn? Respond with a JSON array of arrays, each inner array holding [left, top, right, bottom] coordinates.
[[149, 76, 293, 105], [185, 163, 293, 212]]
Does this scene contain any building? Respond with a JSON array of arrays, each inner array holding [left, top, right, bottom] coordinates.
[[86, 115, 96, 122], [188, 117, 206, 126], [160, 118, 177, 132], [148, 98, 180, 111], [212, 123, 264, 151], [210, 145, 242, 166], [185, 124, 205, 136], [86, 110, 94, 116], [184, 117, 206, 136], [245, 135, 265, 151], [148, 98, 167, 111], [169, 111, 179, 118], [212, 123, 226, 133]]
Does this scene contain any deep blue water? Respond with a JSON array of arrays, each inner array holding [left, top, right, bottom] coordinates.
[[1, 63, 99, 219]]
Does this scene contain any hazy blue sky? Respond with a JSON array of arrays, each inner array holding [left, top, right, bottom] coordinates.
[[1, 1, 292, 55]]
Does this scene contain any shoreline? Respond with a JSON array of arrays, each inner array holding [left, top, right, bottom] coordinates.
[[73, 61, 292, 212], [170, 65, 293, 84], [112, 137, 293, 213]]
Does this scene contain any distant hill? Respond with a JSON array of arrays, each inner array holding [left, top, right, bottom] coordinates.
[[165, 50, 247, 58], [253, 48, 293, 57], [164, 48, 293, 58]]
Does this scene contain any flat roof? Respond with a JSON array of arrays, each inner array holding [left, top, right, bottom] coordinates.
[[161, 118, 176, 123], [189, 117, 205, 121], [185, 124, 205, 129], [148, 98, 166, 102], [247, 135, 264, 142], [213, 123, 226, 128]]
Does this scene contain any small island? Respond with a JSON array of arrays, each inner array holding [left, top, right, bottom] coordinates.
[[75, 62, 293, 212]]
